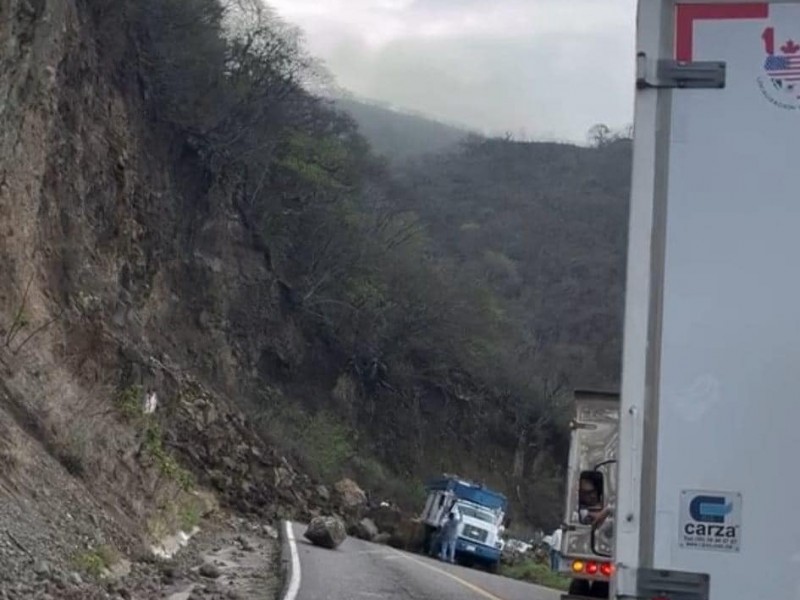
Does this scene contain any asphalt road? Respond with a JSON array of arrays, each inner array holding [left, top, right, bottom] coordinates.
[[287, 522, 563, 600]]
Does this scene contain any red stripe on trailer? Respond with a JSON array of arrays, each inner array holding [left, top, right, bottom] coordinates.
[[676, 3, 769, 61]]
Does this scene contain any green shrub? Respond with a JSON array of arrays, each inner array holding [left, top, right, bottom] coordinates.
[[75, 545, 120, 578], [259, 402, 353, 482], [115, 385, 144, 421], [143, 425, 194, 490], [501, 558, 571, 591]]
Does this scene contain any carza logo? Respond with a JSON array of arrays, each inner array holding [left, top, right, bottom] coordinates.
[[683, 493, 738, 543], [689, 495, 732, 523], [689, 496, 733, 523]]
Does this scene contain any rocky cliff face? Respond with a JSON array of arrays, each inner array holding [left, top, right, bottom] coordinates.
[[0, 0, 320, 593]]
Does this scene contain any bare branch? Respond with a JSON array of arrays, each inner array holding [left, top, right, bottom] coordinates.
[[12, 306, 65, 355], [4, 272, 35, 347], [6, 530, 31, 557]]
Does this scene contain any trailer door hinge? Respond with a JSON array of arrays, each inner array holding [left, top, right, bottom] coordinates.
[[636, 52, 726, 89]]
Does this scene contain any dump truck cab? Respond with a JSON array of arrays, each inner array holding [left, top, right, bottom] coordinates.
[[420, 475, 507, 572]]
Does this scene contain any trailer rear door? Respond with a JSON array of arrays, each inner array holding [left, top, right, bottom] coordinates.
[[618, 1, 800, 598]]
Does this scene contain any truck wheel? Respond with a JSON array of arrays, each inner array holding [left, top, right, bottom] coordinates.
[[422, 528, 433, 555], [568, 579, 591, 596], [486, 560, 499, 574]]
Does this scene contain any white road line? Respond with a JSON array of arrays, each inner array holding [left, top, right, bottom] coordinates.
[[283, 522, 301, 600]]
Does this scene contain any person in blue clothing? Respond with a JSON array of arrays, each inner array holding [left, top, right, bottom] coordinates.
[[439, 511, 460, 563]]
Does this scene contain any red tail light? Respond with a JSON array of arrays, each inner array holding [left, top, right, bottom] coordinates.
[[586, 561, 599, 575], [600, 562, 614, 577]]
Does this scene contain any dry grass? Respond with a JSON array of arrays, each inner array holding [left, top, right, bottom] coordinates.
[[332, 373, 359, 406], [0, 439, 20, 473], [0, 416, 25, 475], [46, 382, 120, 478]]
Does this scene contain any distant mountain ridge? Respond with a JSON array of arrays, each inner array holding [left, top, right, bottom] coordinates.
[[333, 96, 476, 162]]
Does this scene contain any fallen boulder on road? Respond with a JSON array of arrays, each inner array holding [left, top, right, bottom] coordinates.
[[333, 478, 367, 510], [374, 532, 391, 545], [353, 518, 379, 541], [304, 516, 347, 549], [388, 518, 426, 552], [365, 505, 404, 535]]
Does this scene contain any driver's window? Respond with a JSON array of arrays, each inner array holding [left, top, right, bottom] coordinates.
[[578, 471, 605, 524]]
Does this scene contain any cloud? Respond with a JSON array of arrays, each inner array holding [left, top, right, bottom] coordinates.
[[268, 0, 636, 142]]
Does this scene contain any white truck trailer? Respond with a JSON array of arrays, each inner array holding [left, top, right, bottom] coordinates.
[[560, 390, 619, 599], [614, 1, 800, 598]]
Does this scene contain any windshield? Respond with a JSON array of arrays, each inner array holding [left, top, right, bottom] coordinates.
[[458, 506, 495, 523]]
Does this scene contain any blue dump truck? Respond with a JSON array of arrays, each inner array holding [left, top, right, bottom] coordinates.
[[419, 475, 508, 572]]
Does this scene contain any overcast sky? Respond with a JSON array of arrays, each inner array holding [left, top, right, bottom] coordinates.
[[267, 0, 636, 143]]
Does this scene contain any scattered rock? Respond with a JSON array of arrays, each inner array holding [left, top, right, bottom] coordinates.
[[316, 485, 330, 502], [199, 563, 222, 579], [304, 516, 347, 549], [236, 536, 255, 552], [108, 558, 132, 580], [366, 505, 404, 535], [373, 532, 391, 545], [333, 479, 367, 510], [161, 566, 180, 585], [68, 572, 83, 586], [388, 518, 427, 552], [262, 524, 278, 539], [33, 561, 51, 578], [274, 466, 294, 489], [354, 518, 379, 541]]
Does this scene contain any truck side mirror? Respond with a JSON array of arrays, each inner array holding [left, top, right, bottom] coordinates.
[[578, 470, 605, 511]]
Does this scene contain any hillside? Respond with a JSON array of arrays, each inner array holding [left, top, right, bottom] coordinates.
[[333, 97, 472, 162], [395, 136, 631, 389], [332, 96, 630, 389], [0, 0, 630, 592]]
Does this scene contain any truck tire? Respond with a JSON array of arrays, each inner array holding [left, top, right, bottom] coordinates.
[[423, 526, 440, 556], [568, 579, 591, 596], [422, 527, 433, 555]]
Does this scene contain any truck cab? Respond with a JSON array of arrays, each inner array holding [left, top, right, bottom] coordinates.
[[420, 475, 507, 572], [559, 389, 619, 599]]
